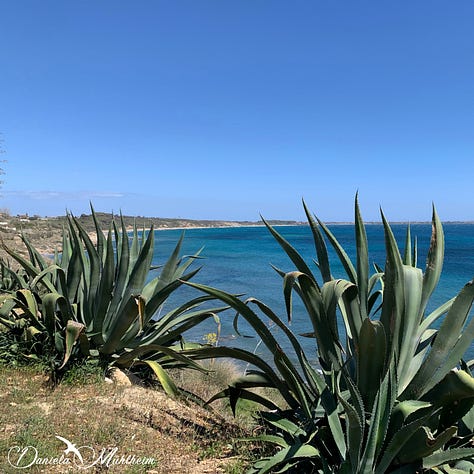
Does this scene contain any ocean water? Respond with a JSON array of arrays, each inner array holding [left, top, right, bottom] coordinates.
[[151, 223, 474, 364]]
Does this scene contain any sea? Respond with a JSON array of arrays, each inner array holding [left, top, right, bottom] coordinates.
[[151, 223, 474, 366]]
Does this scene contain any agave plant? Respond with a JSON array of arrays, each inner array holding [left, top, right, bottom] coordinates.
[[0, 288, 86, 373], [183, 197, 474, 473], [0, 208, 225, 392]]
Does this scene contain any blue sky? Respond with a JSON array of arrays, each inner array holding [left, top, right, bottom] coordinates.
[[1, 1, 473, 221]]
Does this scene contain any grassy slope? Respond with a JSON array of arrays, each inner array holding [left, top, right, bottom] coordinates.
[[0, 363, 259, 473]]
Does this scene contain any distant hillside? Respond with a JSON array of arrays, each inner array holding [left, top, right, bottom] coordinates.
[[0, 212, 302, 264]]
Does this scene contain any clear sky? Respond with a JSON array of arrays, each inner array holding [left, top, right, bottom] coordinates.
[[1, 1, 473, 222]]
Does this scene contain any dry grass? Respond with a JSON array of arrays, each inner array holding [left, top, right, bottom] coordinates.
[[0, 364, 258, 473]]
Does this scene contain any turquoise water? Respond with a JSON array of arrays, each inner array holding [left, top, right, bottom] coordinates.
[[151, 224, 474, 363]]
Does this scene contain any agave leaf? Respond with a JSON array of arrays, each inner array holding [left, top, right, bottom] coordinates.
[[65, 233, 83, 303], [448, 464, 474, 473], [30, 265, 71, 307], [355, 193, 369, 320], [337, 388, 363, 468], [422, 369, 474, 406], [67, 214, 89, 287], [403, 279, 474, 400], [420, 206, 444, 317], [369, 270, 384, 293], [397, 265, 423, 391], [403, 224, 412, 267], [114, 343, 204, 370], [418, 297, 455, 338], [2, 243, 56, 293], [273, 349, 313, 420], [132, 306, 226, 348], [380, 210, 405, 366], [225, 371, 276, 389], [72, 215, 101, 304], [102, 228, 155, 348], [114, 224, 154, 318], [357, 318, 387, 411], [234, 298, 313, 373], [101, 295, 141, 354], [252, 443, 320, 474], [59, 227, 72, 271], [263, 412, 307, 437], [343, 371, 366, 431], [261, 216, 316, 280], [294, 274, 343, 369], [462, 404, 474, 432], [245, 435, 290, 449], [131, 220, 143, 265], [145, 265, 200, 310], [58, 320, 86, 370], [149, 233, 186, 294], [42, 292, 72, 340], [92, 227, 115, 340], [182, 344, 299, 410], [334, 279, 362, 349], [320, 280, 344, 350], [14, 289, 42, 327], [359, 364, 396, 473], [141, 360, 178, 397], [104, 216, 131, 332], [403, 329, 436, 384], [375, 407, 438, 474], [388, 400, 433, 435], [207, 385, 281, 414], [368, 289, 383, 316], [0, 297, 18, 326], [302, 199, 331, 283], [422, 448, 474, 470], [145, 294, 222, 336], [282, 271, 299, 323], [90, 203, 106, 261], [316, 218, 357, 284], [1, 265, 28, 291], [135, 295, 146, 332], [398, 426, 457, 464], [413, 235, 418, 268], [305, 362, 346, 461]]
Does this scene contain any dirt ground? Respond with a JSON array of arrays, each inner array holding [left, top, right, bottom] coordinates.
[[0, 366, 253, 473]]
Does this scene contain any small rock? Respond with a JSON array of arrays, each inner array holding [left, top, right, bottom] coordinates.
[[109, 368, 132, 386]]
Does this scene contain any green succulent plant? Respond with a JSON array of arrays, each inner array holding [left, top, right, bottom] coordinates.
[[184, 196, 474, 473], [0, 207, 225, 393]]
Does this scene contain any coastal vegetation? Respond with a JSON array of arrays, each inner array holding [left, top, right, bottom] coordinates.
[[0, 198, 473, 472], [183, 197, 474, 472], [0, 208, 226, 391]]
